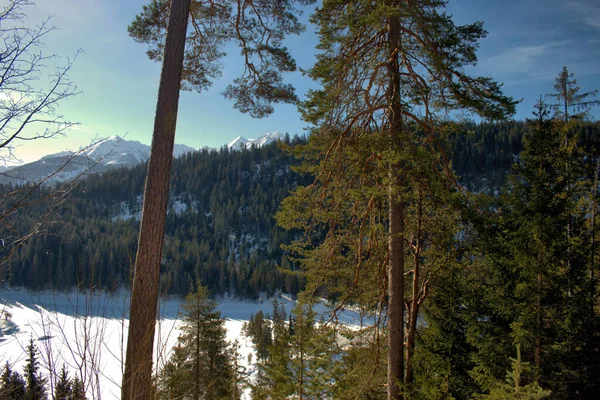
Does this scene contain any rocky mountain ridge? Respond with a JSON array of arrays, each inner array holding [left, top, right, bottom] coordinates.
[[3, 132, 285, 184]]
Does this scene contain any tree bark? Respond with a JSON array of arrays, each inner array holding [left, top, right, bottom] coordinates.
[[121, 1, 191, 399], [387, 5, 405, 399]]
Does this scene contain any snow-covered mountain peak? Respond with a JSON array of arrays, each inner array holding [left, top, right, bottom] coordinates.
[[254, 131, 283, 147], [227, 136, 251, 150], [2, 136, 197, 184], [226, 132, 284, 151], [85, 136, 149, 165]]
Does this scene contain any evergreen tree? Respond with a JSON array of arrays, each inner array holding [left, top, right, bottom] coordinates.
[[278, 1, 516, 398], [70, 376, 85, 400], [463, 100, 600, 398], [23, 338, 47, 400], [478, 323, 551, 400], [243, 310, 272, 361], [155, 284, 239, 399], [122, 1, 192, 397], [0, 362, 26, 400], [53, 365, 71, 400], [546, 66, 600, 123], [253, 300, 337, 399]]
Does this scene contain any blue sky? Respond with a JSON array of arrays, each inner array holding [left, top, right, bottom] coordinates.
[[16, 0, 600, 163]]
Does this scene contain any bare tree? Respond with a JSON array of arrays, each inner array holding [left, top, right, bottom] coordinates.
[[0, 0, 79, 163], [0, 0, 80, 281]]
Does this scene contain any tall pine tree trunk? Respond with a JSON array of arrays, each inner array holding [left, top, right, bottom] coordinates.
[[121, 1, 191, 398], [387, 5, 405, 399]]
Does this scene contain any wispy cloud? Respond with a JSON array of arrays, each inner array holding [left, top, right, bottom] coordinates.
[[568, 1, 600, 30], [476, 42, 567, 84]]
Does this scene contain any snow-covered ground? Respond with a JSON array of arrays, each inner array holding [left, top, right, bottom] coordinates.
[[0, 288, 361, 399]]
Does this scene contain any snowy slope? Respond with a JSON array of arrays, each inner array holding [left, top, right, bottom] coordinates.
[[0, 289, 360, 400], [2, 131, 284, 184], [39, 135, 196, 167], [1, 136, 195, 185], [227, 136, 253, 151], [226, 132, 284, 151]]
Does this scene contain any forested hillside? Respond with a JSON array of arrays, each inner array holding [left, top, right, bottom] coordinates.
[[2, 121, 599, 298], [1, 135, 308, 298]]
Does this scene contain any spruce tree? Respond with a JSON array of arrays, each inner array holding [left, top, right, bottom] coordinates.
[[478, 323, 551, 400], [155, 284, 239, 400], [464, 99, 600, 397], [70, 376, 85, 400], [244, 311, 272, 361], [0, 362, 26, 400], [546, 66, 600, 123], [23, 338, 47, 400], [253, 300, 337, 399], [53, 365, 71, 400]]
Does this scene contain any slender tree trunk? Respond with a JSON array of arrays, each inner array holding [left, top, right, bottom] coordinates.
[[591, 160, 598, 302], [387, 5, 405, 399], [388, 168, 405, 400], [195, 313, 201, 400], [405, 247, 420, 383], [405, 187, 423, 385], [535, 270, 542, 377], [121, 1, 191, 398]]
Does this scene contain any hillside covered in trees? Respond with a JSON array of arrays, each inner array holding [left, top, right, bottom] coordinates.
[[2, 121, 598, 299], [2, 0, 600, 397]]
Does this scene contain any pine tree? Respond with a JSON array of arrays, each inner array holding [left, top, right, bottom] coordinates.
[[0, 362, 26, 400], [546, 66, 600, 123], [277, 1, 516, 398], [23, 338, 47, 400], [253, 300, 337, 399], [123, 1, 313, 395], [155, 284, 239, 400], [70, 376, 85, 400], [122, 1, 192, 398], [53, 365, 71, 400]]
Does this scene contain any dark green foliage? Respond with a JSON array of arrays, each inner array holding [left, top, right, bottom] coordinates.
[[155, 284, 239, 399], [70, 376, 85, 400], [128, 0, 315, 118], [448, 120, 527, 193], [411, 260, 480, 400], [0, 362, 26, 400], [23, 338, 47, 400], [0, 140, 308, 298], [477, 323, 551, 400], [451, 101, 600, 398], [252, 300, 337, 399], [243, 310, 272, 361], [53, 365, 71, 400], [1, 122, 598, 303]]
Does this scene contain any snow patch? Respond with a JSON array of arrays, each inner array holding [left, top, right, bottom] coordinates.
[[0, 289, 363, 400]]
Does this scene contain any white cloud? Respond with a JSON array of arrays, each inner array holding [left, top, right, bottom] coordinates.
[[568, 1, 600, 31], [476, 42, 568, 84]]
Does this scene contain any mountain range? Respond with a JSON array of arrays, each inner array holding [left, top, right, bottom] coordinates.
[[2, 132, 285, 184]]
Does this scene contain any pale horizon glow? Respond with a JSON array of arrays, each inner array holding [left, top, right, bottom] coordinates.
[[12, 0, 600, 164]]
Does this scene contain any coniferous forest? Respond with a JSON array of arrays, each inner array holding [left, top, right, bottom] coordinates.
[[3, 118, 600, 397], [1, 0, 600, 399], [0, 123, 534, 296]]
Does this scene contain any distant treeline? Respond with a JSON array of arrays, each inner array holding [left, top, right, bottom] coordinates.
[[1, 121, 598, 298]]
